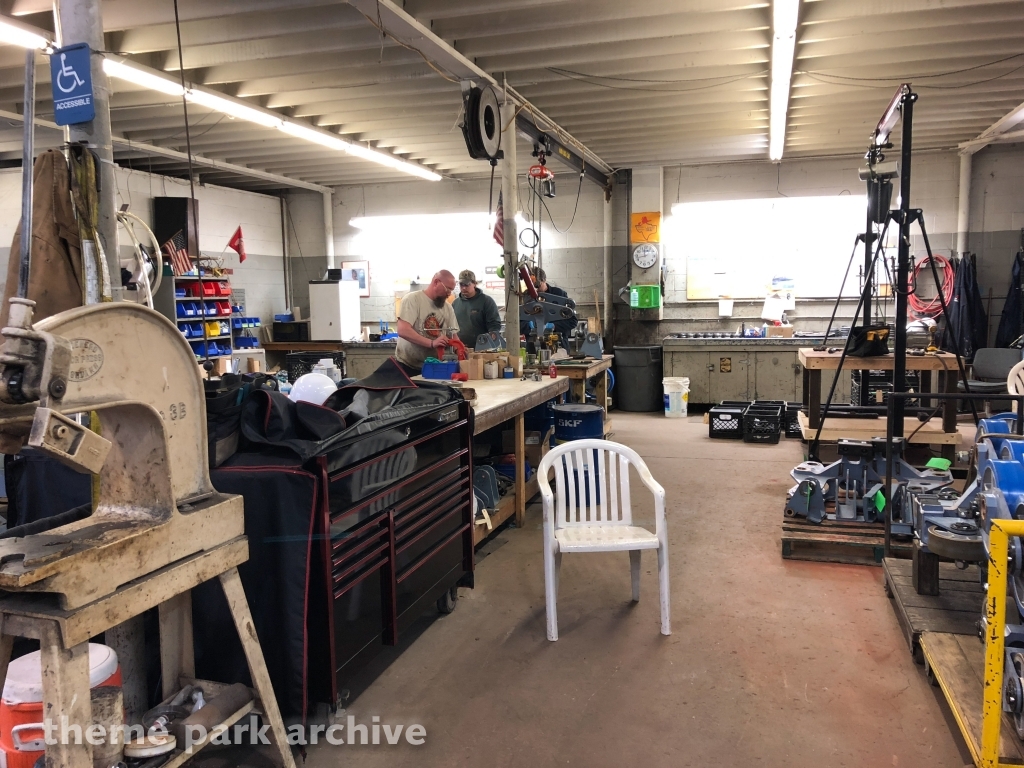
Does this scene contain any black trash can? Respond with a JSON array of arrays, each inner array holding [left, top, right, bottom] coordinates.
[[613, 346, 664, 412]]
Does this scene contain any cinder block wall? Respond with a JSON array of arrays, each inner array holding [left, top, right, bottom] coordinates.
[[290, 142, 1024, 344], [286, 168, 619, 325]]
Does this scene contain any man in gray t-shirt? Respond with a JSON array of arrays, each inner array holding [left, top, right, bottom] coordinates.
[[395, 270, 459, 374]]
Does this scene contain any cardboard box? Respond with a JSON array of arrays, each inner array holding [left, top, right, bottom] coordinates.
[[766, 325, 794, 338], [470, 351, 509, 366], [246, 357, 262, 373], [460, 357, 484, 380], [525, 428, 555, 469], [502, 430, 542, 454]]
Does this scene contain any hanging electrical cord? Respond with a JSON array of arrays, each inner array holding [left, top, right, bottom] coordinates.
[[172, 0, 210, 362], [531, 171, 585, 234], [908, 253, 955, 318]]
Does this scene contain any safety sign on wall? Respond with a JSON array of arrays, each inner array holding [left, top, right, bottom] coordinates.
[[50, 43, 94, 126], [630, 212, 661, 244]]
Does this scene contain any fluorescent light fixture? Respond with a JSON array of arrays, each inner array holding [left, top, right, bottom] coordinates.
[[279, 121, 349, 151], [187, 89, 282, 128], [0, 16, 50, 49], [103, 58, 183, 97], [347, 143, 442, 181], [103, 50, 444, 180], [768, 0, 800, 161]]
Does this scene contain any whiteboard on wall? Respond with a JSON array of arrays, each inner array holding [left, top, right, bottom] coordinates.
[[671, 195, 868, 300]]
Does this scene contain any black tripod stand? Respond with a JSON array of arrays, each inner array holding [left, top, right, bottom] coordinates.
[[807, 85, 976, 463]]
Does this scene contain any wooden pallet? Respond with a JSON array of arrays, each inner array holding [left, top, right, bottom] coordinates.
[[921, 632, 1024, 766], [883, 557, 983, 661], [781, 515, 912, 565]]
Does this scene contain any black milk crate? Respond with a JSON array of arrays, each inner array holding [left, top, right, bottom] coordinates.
[[784, 402, 804, 438], [286, 351, 346, 382], [743, 404, 782, 444], [850, 370, 921, 406], [709, 405, 746, 439]]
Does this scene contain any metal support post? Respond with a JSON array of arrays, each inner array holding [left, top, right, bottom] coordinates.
[[323, 190, 335, 270], [603, 189, 613, 336], [55, 0, 120, 301], [17, 49, 35, 300], [956, 151, 972, 257], [500, 101, 520, 358]]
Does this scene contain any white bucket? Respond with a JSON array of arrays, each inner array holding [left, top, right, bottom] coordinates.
[[663, 377, 689, 418]]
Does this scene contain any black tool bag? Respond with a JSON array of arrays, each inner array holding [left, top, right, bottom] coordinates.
[[206, 373, 278, 468], [847, 325, 890, 357]]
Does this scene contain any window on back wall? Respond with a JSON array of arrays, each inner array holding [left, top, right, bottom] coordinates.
[[662, 195, 869, 300], [348, 213, 510, 297]]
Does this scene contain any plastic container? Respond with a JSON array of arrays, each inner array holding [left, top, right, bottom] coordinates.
[[421, 361, 460, 380], [743, 404, 783, 444], [784, 402, 803, 438], [613, 346, 664, 412], [663, 377, 690, 418], [553, 403, 604, 443], [0, 644, 121, 768], [709, 405, 746, 439], [629, 284, 661, 309], [286, 352, 345, 382]]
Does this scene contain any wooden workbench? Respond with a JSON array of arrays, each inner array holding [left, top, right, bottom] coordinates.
[[556, 355, 613, 417], [798, 348, 960, 454], [469, 376, 569, 544]]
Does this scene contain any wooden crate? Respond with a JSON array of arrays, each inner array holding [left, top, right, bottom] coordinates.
[[781, 515, 912, 565]]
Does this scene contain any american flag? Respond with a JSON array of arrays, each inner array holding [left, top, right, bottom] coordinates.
[[492, 191, 504, 247], [162, 230, 192, 276]]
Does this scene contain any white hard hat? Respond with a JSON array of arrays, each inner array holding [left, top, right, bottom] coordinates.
[[288, 372, 337, 405]]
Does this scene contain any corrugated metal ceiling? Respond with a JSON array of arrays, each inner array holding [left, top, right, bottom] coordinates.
[[0, 0, 1020, 191]]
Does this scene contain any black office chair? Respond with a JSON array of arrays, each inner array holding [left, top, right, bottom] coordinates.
[[958, 348, 1022, 413]]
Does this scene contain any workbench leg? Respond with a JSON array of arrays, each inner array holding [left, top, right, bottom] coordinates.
[[920, 370, 932, 411], [596, 371, 608, 418], [570, 378, 585, 404], [219, 568, 297, 768], [808, 371, 822, 429], [40, 622, 93, 768], [158, 591, 195, 700], [941, 370, 958, 461], [515, 413, 526, 527]]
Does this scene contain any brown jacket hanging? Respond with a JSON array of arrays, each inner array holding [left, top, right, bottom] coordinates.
[[1, 149, 83, 324]]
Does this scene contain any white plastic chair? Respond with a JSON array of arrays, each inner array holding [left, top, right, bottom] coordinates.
[[537, 439, 670, 641], [1009, 359, 1024, 397]]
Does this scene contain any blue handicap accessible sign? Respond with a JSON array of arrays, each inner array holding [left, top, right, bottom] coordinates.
[[50, 43, 94, 126]]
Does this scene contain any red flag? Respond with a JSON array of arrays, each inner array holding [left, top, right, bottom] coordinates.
[[227, 226, 246, 263], [492, 192, 504, 247]]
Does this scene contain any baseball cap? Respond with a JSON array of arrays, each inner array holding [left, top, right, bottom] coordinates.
[[458, 270, 477, 285]]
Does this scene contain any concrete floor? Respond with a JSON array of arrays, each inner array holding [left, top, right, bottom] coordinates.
[[307, 412, 972, 768]]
